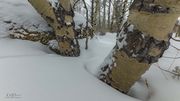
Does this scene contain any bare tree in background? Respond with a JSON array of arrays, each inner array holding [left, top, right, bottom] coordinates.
[[107, 0, 112, 29]]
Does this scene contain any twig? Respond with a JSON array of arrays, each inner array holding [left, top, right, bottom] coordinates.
[[73, 0, 81, 9], [156, 63, 179, 76]]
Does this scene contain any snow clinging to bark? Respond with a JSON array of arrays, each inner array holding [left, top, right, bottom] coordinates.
[[48, 0, 59, 9], [177, 17, 180, 25]]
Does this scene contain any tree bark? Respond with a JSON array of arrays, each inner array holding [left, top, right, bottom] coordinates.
[[107, 0, 111, 29], [28, 0, 80, 56], [103, 0, 107, 29], [129, 0, 180, 41], [99, 0, 180, 93], [91, 0, 95, 28]]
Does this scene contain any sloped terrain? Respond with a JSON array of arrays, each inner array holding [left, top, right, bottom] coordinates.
[[0, 34, 139, 101], [0, 0, 140, 101], [0, 0, 180, 101]]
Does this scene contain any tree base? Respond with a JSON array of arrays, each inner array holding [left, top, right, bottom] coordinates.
[[9, 30, 80, 57]]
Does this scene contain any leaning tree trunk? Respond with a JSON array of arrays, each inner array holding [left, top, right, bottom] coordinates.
[[28, 0, 80, 56], [129, 0, 180, 41], [99, 0, 180, 93]]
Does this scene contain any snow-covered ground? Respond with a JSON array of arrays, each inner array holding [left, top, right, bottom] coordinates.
[[0, 1, 138, 101], [0, 0, 180, 101], [129, 33, 180, 101], [0, 33, 140, 101]]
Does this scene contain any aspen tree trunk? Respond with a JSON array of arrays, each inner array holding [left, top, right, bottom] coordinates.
[[28, 0, 80, 56], [100, 0, 180, 93], [129, 0, 180, 41], [92, 0, 98, 31], [110, 0, 116, 31], [107, 0, 111, 29], [94, 0, 100, 31], [114, 0, 123, 31], [103, 0, 107, 29], [97, 0, 101, 29], [91, 0, 95, 28]]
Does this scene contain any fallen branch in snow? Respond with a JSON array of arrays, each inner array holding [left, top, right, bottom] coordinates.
[[9, 27, 55, 45]]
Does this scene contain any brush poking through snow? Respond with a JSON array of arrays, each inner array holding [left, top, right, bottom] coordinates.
[[0, 0, 180, 101]]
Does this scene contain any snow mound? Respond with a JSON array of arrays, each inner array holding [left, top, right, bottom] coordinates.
[[0, 0, 90, 34], [0, 32, 138, 101]]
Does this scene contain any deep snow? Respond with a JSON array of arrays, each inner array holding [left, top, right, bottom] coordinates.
[[129, 33, 180, 101], [0, 33, 142, 101], [0, 1, 139, 101], [0, 0, 180, 101]]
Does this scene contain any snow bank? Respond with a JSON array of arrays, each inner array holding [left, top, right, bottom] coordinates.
[[1, 0, 180, 101], [0, 1, 137, 99], [0, 34, 138, 101], [0, 0, 140, 101], [74, 12, 92, 29], [129, 36, 180, 101], [0, 52, 139, 101]]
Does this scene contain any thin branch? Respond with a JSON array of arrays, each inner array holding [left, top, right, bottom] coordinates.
[[156, 63, 178, 76], [73, 0, 81, 9], [82, 0, 89, 50]]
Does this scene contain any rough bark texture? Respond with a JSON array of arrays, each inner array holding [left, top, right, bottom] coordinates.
[[99, 0, 180, 93], [107, 0, 111, 29], [92, 0, 98, 31], [105, 51, 150, 92], [129, 0, 180, 41], [9, 27, 55, 45], [100, 23, 169, 93], [28, 0, 80, 56], [102, 0, 107, 29]]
